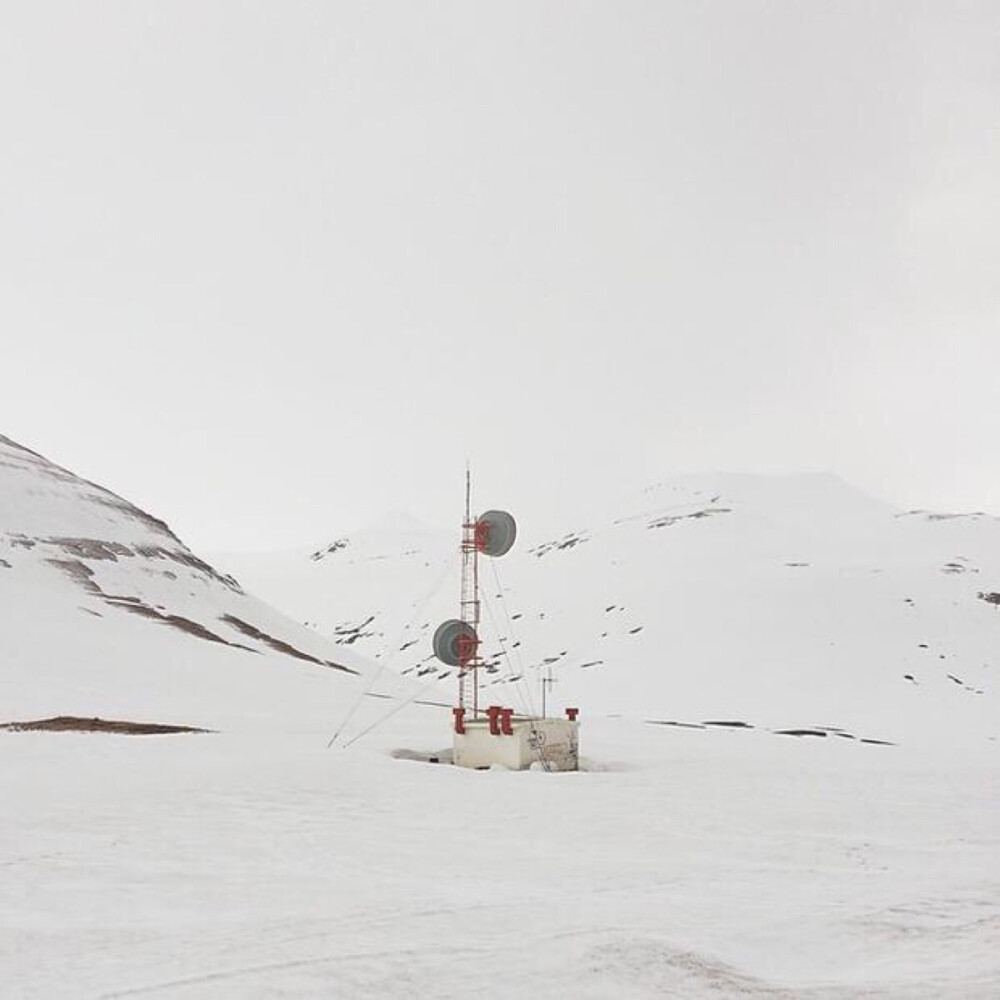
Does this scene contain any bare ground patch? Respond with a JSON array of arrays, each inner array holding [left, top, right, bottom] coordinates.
[[221, 615, 358, 674], [0, 716, 212, 735]]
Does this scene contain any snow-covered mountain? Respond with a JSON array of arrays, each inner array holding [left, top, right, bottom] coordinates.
[[219, 473, 999, 748], [0, 434, 378, 731], [4, 446, 998, 997]]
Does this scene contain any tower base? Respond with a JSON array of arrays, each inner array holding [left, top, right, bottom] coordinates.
[[453, 716, 579, 771]]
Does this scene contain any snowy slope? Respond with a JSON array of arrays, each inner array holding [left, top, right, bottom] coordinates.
[[2, 447, 997, 998], [219, 473, 1000, 748], [0, 435, 382, 731]]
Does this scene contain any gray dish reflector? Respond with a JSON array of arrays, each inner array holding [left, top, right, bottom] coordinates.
[[433, 619, 478, 667], [476, 509, 517, 557]]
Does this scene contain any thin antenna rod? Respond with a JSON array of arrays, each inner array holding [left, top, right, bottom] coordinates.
[[465, 462, 471, 525]]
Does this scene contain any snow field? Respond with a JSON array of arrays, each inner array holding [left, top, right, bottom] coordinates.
[[2, 713, 997, 999]]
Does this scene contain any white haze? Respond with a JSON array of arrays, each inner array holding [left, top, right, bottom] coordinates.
[[1, 2, 998, 549]]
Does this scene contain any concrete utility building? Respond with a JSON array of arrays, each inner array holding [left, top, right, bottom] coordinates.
[[452, 707, 579, 772]]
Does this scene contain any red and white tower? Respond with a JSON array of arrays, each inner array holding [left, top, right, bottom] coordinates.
[[432, 470, 516, 720], [432, 471, 579, 771]]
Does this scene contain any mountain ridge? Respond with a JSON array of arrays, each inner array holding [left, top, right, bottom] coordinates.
[[0, 433, 386, 732], [218, 471, 999, 750]]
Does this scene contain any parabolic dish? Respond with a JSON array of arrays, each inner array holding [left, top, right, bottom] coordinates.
[[476, 509, 517, 557], [432, 619, 478, 667]]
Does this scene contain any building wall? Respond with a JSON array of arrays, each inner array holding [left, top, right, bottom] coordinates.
[[453, 717, 579, 771]]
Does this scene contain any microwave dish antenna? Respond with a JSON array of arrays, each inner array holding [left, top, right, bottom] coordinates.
[[475, 510, 516, 557], [433, 619, 479, 667], [430, 468, 517, 717]]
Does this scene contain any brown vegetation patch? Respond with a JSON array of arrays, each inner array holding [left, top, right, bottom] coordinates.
[[1, 716, 211, 735], [108, 598, 249, 647], [43, 536, 243, 593], [45, 554, 349, 670], [46, 560, 254, 650], [46, 558, 101, 593], [647, 507, 733, 530], [132, 545, 243, 592], [46, 537, 132, 561], [221, 615, 358, 673]]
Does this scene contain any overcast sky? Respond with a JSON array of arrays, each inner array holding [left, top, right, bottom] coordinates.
[[2, 1, 998, 550]]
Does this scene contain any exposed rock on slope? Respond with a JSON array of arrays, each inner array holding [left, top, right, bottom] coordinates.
[[0, 435, 377, 731], [221, 473, 999, 748]]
